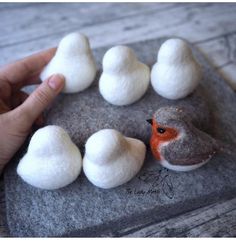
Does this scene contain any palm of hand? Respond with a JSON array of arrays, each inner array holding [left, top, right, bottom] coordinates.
[[0, 48, 56, 172], [0, 82, 30, 171], [0, 78, 29, 113]]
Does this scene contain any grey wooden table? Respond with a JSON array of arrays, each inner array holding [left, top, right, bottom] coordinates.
[[1, 3, 236, 237]]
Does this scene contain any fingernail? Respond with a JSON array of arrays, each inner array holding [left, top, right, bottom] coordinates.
[[48, 74, 65, 91]]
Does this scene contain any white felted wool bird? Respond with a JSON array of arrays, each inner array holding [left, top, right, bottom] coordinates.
[[151, 38, 202, 100], [83, 129, 146, 189], [40, 32, 97, 93], [99, 46, 150, 106], [17, 125, 82, 190]]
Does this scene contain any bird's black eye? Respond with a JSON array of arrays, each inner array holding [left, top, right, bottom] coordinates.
[[157, 127, 166, 134]]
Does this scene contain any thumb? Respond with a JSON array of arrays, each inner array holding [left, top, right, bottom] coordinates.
[[14, 74, 65, 129]]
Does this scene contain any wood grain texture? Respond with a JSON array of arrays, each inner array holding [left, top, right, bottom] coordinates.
[[0, 3, 235, 89], [0, 3, 175, 47], [195, 32, 236, 89], [125, 197, 236, 237], [0, 2, 236, 237]]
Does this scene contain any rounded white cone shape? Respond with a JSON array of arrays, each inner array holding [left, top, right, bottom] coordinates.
[[99, 46, 150, 106], [17, 125, 82, 190], [40, 32, 97, 93], [151, 38, 202, 100], [83, 129, 146, 189]]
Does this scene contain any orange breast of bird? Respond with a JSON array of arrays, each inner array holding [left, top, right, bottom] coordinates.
[[150, 118, 179, 161]]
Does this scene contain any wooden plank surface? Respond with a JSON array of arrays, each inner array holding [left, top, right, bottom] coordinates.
[[125, 197, 236, 237], [0, 3, 236, 89], [0, 2, 236, 237]]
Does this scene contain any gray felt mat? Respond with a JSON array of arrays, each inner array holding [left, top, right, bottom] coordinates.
[[4, 38, 236, 237]]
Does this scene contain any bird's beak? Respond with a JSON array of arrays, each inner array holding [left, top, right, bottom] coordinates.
[[146, 119, 153, 125]]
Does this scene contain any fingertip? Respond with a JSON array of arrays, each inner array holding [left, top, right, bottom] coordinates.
[[47, 74, 65, 92]]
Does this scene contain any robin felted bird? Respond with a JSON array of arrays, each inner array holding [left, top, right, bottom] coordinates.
[[147, 104, 219, 171]]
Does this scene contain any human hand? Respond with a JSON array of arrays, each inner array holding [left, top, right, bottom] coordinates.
[[0, 49, 65, 174]]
